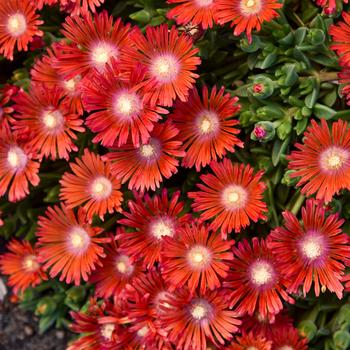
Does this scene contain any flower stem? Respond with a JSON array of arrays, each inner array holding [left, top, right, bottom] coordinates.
[[290, 192, 305, 215]]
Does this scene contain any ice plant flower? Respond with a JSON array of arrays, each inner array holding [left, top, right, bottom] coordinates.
[[288, 119, 350, 203], [0, 0, 43, 60], [55, 11, 133, 79], [0, 239, 47, 295], [89, 234, 142, 299], [216, 0, 282, 42], [31, 42, 84, 115], [12, 83, 85, 160], [270, 326, 308, 350], [118, 189, 191, 268], [36, 205, 109, 285], [0, 85, 17, 133], [269, 199, 350, 299], [0, 130, 40, 202], [188, 158, 267, 237], [160, 288, 241, 349], [170, 85, 242, 170], [161, 221, 234, 293], [60, 149, 123, 223], [83, 63, 167, 147], [105, 121, 185, 192], [126, 24, 201, 107], [167, 0, 219, 29], [227, 331, 272, 350], [224, 238, 294, 317], [330, 11, 350, 67]]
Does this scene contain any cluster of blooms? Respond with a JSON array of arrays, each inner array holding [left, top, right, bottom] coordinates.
[[1, 0, 350, 349]]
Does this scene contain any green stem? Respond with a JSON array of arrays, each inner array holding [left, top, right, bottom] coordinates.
[[267, 180, 279, 227], [290, 192, 305, 215], [318, 71, 339, 82], [335, 110, 350, 120]]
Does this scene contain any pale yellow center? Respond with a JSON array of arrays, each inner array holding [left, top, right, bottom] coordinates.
[[197, 112, 219, 135], [7, 13, 27, 37], [187, 245, 211, 269], [7, 147, 27, 170], [278, 346, 294, 350], [240, 0, 262, 15], [195, 0, 213, 6], [68, 227, 90, 253], [100, 323, 115, 340], [42, 110, 63, 130], [191, 304, 207, 320], [90, 43, 116, 70], [90, 177, 112, 200], [22, 255, 39, 272], [302, 238, 322, 260], [247, 347, 258, 350], [320, 146, 349, 172], [251, 261, 273, 286], [140, 144, 155, 158], [151, 55, 179, 82], [151, 218, 174, 239], [64, 79, 76, 92], [137, 326, 149, 337], [114, 92, 141, 118], [221, 185, 248, 210], [115, 255, 134, 275]]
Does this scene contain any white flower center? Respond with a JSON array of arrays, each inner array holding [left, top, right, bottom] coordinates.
[[187, 245, 211, 269], [221, 185, 248, 210], [115, 255, 134, 275], [139, 139, 160, 160], [247, 347, 258, 350], [319, 146, 349, 172], [42, 110, 64, 131], [137, 326, 149, 337], [150, 217, 175, 240], [240, 0, 262, 15], [90, 176, 112, 200], [190, 300, 211, 320], [113, 91, 141, 118], [195, 0, 213, 6], [300, 234, 323, 261], [151, 54, 179, 83], [90, 42, 117, 70], [22, 255, 39, 272], [7, 146, 28, 170], [250, 260, 274, 287], [7, 13, 27, 37], [197, 111, 219, 135], [100, 323, 115, 340], [68, 227, 91, 254], [278, 347, 294, 350]]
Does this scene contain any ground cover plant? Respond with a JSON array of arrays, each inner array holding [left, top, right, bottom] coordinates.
[[2, 0, 350, 349]]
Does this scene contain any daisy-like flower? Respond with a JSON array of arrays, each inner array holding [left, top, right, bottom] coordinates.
[[171, 85, 242, 170], [288, 119, 350, 203], [105, 121, 185, 192], [60, 149, 123, 223], [60, 0, 105, 15], [0, 0, 43, 60], [12, 83, 84, 160], [330, 11, 350, 67], [36, 205, 109, 285], [126, 24, 201, 107], [216, 0, 282, 42], [31, 42, 84, 115], [224, 238, 294, 318], [162, 221, 234, 293], [89, 234, 142, 299], [0, 85, 18, 133], [0, 130, 40, 202], [118, 189, 191, 268], [315, 0, 348, 14], [270, 326, 308, 350], [167, 0, 219, 29], [160, 287, 241, 349], [227, 331, 272, 350], [269, 199, 350, 299], [188, 158, 267, 237], [0, 239, 47, 295], [83, 62, 167, 147], [55, 11, 133, 79]]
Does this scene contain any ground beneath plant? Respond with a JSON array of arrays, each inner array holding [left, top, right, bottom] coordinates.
[[0, 295, 70, 350]]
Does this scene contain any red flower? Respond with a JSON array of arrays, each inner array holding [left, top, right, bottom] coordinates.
[[224, 238, 294, 318], [0, 130, 40, 202], [288, 119, 350, 203], [60, 149, 123, 223], [118, 189, 191, 268], [171, 85, 242, 170], [226, 331, 272, 350], [270, 326, 308, 350], [89, 234, 142, 299], [160, 287, 241, 349], [167, 0, 219, 29], [161, 221, 234, 294], [314, 0, 348, 14], [12, 83, 84, 160], [188, 158, 267, 237], [36, 205, 108, 285], [216, 0, 282, 42], [0, 85, 17, 133], [31, 42, 84, 115], [338, 67, 350, 106], [105, 121, 185, 192], [55, 11, 133, 79], [0, 0, 43, 60], [269, 199, 350, 299], [330, 11, 350, 67], [0, 239, 47, 295], [59, 0, 105, 15], [126, 24, 201, 107], [83, 62, 167, 147]]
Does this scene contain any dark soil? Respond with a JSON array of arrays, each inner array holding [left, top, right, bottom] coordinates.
[[0, 296, 70, 350]]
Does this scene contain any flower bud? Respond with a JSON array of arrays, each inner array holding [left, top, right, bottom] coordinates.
[[307, 28, 325, 46], [66, 286, 86, 304], [298, 320, 317, 341], [240, 35, 261, 53], [250, 77, 274, 99], [35, 297, 57, 316], [333, 330, 350, 350], [251, 121, 275, 142]]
